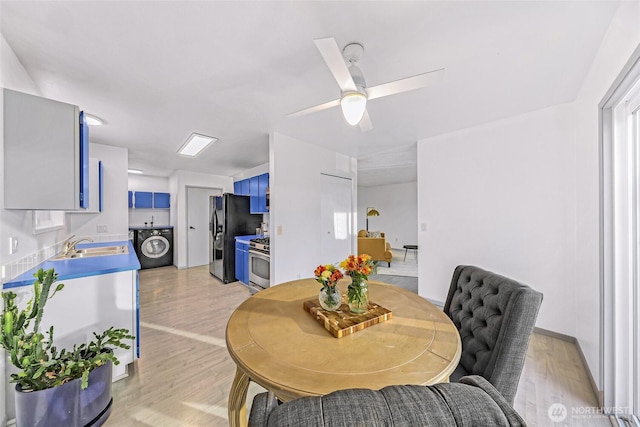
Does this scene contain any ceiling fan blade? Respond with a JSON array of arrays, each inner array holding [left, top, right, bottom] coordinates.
[[287, 98, 340, 118], [314, 38, 357, 92], [359, 110, 373, 132], [367, 68, 445, 100]]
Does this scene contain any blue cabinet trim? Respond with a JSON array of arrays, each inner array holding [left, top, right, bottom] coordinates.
[[136, 271, 140, 358], [79, 112, 90, 209], [98, 161, 103, 212]]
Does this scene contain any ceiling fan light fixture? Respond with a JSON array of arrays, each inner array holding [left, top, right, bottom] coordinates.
[[340, 91, 367, 126]]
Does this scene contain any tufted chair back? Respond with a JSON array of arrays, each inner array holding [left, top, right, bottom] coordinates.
[[443, 265, 543, 405]]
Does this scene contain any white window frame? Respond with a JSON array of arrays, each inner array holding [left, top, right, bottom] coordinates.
[[600, 44, 640, 416]]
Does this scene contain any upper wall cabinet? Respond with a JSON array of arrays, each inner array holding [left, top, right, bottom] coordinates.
[[3, 89, 89, 210], [235, 173, 269, 214], [153, 192, 170, 209], [128, 191, 170, 209], [233, 179, 250, 196], [133, 191, 153, 209]]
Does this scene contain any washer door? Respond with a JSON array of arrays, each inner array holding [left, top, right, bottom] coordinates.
[[141, 235, 170, 259]]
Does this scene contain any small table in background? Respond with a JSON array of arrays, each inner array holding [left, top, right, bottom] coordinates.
[[403, 244, 418, 261]]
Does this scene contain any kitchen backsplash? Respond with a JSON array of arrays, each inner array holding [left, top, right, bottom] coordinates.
[[128, 209, 170, 227], [1, 233, 129, 283]]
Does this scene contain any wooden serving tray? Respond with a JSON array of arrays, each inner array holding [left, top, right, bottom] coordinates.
[[302, 299, 393, 338]]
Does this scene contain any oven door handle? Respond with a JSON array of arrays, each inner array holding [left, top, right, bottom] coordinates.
[[249, 249, 270, 259]]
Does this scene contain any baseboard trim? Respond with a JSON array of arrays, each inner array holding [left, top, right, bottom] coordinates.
[[427, 298, 444, 309], [534, 327, 603, 407]]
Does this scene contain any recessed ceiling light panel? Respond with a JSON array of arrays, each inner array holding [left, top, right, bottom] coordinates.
[[128, 169, 143, 174], [178, 133, 218, 157]]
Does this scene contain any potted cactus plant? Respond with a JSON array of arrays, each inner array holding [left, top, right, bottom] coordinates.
[[0, 268, 134, 427]]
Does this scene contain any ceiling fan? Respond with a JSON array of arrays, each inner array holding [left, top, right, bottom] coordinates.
[[288, 37, 444, 132]]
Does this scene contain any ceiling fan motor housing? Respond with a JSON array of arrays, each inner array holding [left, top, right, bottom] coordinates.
[[343, 43, 366, 90], [349, 64, 366, 91]]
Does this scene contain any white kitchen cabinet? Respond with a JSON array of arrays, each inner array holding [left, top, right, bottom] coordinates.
[[10, 270, 138, 379], [3, 88, 89, 210]]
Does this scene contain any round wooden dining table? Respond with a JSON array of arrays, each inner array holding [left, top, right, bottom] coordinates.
[[225, 278, 462, 427]]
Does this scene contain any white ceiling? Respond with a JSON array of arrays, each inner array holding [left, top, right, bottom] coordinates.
[[0, 1, 620, 186]]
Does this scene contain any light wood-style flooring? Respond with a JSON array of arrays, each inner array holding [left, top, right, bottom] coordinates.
[[105, 265, 610, 426]]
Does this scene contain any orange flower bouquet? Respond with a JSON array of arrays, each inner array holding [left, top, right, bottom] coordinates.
[[340, 254, 374, 313], [313, 264, 344, 311]]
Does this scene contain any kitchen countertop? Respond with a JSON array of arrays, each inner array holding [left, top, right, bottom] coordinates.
[[235, 235, 266, 244], [129, 225, 173, 230], [3, 240, 141, 289]]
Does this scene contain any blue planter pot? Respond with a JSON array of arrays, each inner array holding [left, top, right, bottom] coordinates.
[[14, 361, 113, 427]]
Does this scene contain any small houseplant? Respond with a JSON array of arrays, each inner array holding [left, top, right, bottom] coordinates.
[[0, 268, 134, 426]]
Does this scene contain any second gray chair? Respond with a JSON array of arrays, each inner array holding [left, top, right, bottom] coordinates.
[[444, 265, 543, 405]]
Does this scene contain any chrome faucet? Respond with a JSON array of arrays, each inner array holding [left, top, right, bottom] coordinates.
[[61, 235, 94, 256]]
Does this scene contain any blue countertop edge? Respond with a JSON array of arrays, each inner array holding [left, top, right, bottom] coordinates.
[[3, 241, 141, 289], [128, 226, 173, 230], [235, 234, 266, 244]]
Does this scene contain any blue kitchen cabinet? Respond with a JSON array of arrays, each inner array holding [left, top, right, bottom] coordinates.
[[234, 178, 250, 196], [258, 173, 269, 212], [128, 191, 133, 208], [153, 192, 170, 209], [250, 173, 269, 214], [134, 191, 153, 208], [235, 240, 249, 284]]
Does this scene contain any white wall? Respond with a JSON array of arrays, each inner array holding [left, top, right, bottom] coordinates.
[[416, 1, 640, 394], [232, 162, 269, 181], [417, 103, 578, 336], [270, 132, 357, 285], [358, 182, 418, 249], [127, 175, 170, 227], [68, 144, 129, 241], [573, 1, 640, 391], [168, 170, 233, 268]]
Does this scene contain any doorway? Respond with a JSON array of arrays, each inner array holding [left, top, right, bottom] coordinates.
[[320, 173, 354, 264], [601, 46, 640, 420], [186, 186, 222, 268]]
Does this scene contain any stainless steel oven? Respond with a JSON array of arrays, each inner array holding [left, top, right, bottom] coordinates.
[[249, 249, 270, 289], [249, 237, 270, 290]]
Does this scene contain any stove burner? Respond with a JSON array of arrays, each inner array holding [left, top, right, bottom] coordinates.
[[249, 237, 270, 253]]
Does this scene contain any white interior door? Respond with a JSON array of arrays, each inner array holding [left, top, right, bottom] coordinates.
[[187, 187, 221, 268], [320, 174, 353, 264]]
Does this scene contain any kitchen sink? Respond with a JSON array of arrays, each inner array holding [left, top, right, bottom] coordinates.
[[52, 245, 129, 260]]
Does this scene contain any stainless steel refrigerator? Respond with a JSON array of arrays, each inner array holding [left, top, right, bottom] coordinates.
[[209, 193, 263, 283]]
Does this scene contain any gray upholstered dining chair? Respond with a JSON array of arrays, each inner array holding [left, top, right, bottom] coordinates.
[[444, 265, 543, 405], [249, 375, 526, 426]]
